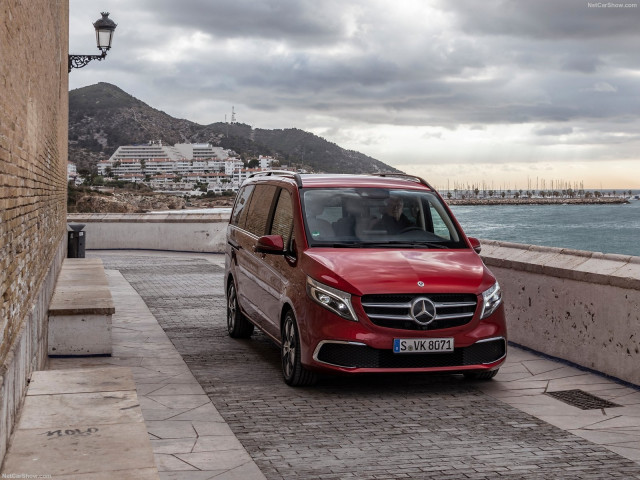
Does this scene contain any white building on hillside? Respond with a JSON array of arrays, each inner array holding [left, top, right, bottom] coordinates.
[[98, 141, 186, 177], [67, 162, 77, 180], [108, 141, 183, 162], [97, 141, 247, 193], [174, 143, 229, 161], [259, 155, 277, 169]]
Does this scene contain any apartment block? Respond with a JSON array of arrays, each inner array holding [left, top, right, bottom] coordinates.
[[98, 142, 247, 193]]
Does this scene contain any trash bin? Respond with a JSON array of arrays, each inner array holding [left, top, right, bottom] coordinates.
[[67, 224, 86, 258]]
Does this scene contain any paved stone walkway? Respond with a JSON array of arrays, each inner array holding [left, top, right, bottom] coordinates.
[[48, 257, 265, 480], [97, 251, 640, 480]]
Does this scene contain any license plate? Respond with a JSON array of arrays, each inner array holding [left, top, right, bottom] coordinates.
[[393, 338, 454, 354]]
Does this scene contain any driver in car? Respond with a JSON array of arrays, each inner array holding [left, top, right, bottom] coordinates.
[[374, 196, 413, 233]]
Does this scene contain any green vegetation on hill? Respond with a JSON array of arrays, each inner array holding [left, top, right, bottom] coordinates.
[[69, 83, 400, 175]]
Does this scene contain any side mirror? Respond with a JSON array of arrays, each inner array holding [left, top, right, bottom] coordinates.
[[468, 237, 482, 254], [255, 235, 285, 254]]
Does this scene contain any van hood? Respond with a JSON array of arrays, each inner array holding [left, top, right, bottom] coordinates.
[[302, 248, 493, 296]]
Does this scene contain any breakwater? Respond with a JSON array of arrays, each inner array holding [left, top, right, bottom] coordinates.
[[447, 197, 629, 205]]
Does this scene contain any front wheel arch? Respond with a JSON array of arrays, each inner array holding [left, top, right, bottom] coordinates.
[[226, 276, 254, 338], [280, 309, 317, 387]]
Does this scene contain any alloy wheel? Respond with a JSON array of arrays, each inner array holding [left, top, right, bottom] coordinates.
[[227, 284, 238, 334]]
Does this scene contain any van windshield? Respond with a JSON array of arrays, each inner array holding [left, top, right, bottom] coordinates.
[[301, 188, 467, 248]]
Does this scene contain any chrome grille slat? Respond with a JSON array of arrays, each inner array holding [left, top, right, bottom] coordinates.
[[435, 301, 477, 309], [361, 302, 412, 309], [361, 293, 477, 331], [435, 311, 474, 320], [366, 313, 412, 321]]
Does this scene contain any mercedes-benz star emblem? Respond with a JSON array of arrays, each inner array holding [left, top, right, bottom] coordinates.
[[417, 281, 424, 287], [410, 297, 437, 325]]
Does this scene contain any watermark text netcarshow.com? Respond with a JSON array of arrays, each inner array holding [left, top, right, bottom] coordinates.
[[1, 474, 52, 479], [587, 2, 638, 7]]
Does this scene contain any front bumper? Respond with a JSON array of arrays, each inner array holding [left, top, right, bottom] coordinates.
[[313, 336, 506, 371]]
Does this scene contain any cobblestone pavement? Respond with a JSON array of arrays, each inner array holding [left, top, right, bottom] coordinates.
[[100, 253, 640, 480]]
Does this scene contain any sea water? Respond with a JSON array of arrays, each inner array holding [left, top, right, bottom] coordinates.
[[450, 199, 640, 257], [155, 198, 640, 257]]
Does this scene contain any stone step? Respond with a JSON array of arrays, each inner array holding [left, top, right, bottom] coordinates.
[[0, 366, 159, 479]]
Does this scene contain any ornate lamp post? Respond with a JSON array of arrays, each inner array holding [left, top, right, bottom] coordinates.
[[68, 12, 117, 72]]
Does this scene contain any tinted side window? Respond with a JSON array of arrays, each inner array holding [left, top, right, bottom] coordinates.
[[230, 185, 254, 227], [270, 189, 294, 247], [244, 184, 277, 236]]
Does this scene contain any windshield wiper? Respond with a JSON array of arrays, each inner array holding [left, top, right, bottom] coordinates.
[[413, 242, 448, 249], [361, 241, 448, 249], [330, 242, 366, 248]]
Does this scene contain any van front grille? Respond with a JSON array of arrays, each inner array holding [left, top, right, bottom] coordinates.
[[361, 293, 477, 331]]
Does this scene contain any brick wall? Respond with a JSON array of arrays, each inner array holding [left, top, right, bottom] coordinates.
[[0, 0, 69, 463]]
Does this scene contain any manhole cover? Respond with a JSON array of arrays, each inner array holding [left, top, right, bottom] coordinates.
[[546, 389, 621, 410]]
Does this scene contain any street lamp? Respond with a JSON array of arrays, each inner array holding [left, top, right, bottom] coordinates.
[[68, 12, 117, 73]]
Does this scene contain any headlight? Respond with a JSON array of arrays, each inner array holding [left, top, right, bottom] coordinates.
[[306, 277, 358, 322], [480, 282, 502, 319]]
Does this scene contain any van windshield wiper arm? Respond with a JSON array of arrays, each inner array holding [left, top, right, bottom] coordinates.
[[330, 242, 366, 248], [355, 241, 448, 249], [412, 241, 448, 249]]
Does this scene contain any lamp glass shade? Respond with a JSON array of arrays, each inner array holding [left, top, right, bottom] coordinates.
[[96, 29, 114, 49]]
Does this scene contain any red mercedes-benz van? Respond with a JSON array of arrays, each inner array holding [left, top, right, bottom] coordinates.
[[225, 172, 506, 386]]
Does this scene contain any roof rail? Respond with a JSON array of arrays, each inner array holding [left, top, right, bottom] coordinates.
[[372, 173, 436, 191], [248, 170, 303, 188]]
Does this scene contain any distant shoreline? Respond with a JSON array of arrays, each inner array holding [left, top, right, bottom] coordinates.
[[446, 197, 630, 206]]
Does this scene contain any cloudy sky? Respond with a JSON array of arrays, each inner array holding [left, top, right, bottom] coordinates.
[[70, 0, 640, 189]]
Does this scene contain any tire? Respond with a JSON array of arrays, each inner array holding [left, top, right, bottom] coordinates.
[[281, 310, 317, 387], [463, 369, 499, 381], [226, 281, 254, 338]]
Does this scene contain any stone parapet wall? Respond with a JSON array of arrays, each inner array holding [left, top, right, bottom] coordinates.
[[67, 213, 229, 253], [0, 0, 69, 464], [480, 240, 640, 386], [66, 215, 640, 386]]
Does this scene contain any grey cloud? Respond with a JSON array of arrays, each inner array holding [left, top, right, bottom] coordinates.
[[135, 0, 352, 45], [561, 55, 603, 73], [71, 0, 640, 150], [533, 126, 574, 136], [440, 0, 640, 40], [583, 81, 617, 92]]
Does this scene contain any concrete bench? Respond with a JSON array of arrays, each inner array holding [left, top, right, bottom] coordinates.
[[0, 366, 159, 478], [48, 258, 115, 356]]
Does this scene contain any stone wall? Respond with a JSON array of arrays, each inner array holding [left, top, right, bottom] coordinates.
[[0, 0, 69, 463], [67, 213, 230, 253], [67, 215, 640, 386], [480, 240, 640, 386]]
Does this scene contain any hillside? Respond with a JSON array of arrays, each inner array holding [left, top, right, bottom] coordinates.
[[69, 83, 400, 175]]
